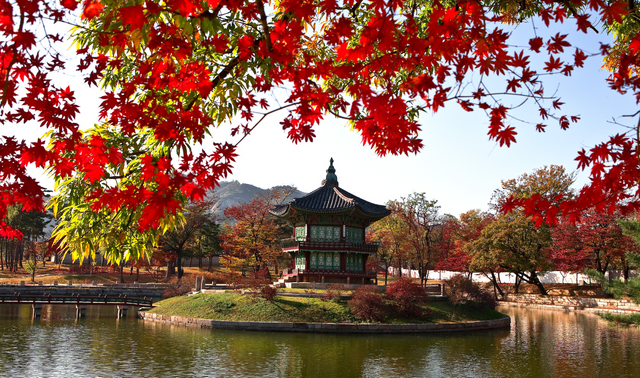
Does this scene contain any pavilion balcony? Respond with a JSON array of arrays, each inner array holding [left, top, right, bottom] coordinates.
[[280, 238, 380, 253], [282, 268, 377, 279]]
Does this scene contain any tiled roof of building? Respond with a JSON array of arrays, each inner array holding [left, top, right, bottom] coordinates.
[[269, 158, 391, 219]]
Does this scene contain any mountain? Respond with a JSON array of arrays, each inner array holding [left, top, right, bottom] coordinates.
[[209, 181, 307, 220]]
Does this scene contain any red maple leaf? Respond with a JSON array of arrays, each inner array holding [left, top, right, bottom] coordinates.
[[119, 5, 146, 31], [61, 0, 79, 11], [600, 1, 629, 24], [544, 56, 563, 72], [495, 126, 517, 147], [575, 14, 592, 33], [529, 37, 543, 53], [81, 0, 104, 20]]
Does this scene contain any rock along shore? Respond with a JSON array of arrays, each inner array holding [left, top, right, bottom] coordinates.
[[137, 311, 511, 334]]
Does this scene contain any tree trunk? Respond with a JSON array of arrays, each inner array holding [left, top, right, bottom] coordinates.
[[119, 264, 125, 284], [177, 249, 184, 280], [136, 267, 140, 282], [384, 262, 389, 286], [528, 271, 548, 296], [165, 260, 174, 281], [489, 270, 505, 300]]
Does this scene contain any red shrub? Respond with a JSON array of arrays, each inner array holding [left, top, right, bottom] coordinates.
[[348, 285, 387, 322], [385, 278, 428, 317], [444, 275, 496, 310], [261, 285, 278, 301]]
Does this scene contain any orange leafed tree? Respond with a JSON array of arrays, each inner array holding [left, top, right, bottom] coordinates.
[[219, 190, 289, 278]]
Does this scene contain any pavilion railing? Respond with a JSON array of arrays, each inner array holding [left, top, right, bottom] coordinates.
[[282, 268, 376, 277], [280, 238, 380, 252]]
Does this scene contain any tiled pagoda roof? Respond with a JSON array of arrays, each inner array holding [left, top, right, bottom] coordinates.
[[269, 158, 391, 219]]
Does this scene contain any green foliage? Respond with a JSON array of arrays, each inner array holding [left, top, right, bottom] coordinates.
[[24, 258, 37, 282], [586, 268, 640, 304], [596, 312, 640, 326], [469, 213, 552, 290]]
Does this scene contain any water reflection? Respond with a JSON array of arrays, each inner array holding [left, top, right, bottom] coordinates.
[[1, 305, 639, 377]]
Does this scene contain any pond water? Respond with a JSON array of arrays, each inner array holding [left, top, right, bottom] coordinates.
[[0, 304, 639, 377]]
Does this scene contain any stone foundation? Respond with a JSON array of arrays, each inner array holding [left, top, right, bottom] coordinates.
[[502, 294, 640, 313], [137, 311, 511, 333]]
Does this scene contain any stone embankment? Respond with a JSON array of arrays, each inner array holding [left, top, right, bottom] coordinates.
[[0, 283, 165, 298], [137, 311, 511, 334], [501, 294, 640, 314]]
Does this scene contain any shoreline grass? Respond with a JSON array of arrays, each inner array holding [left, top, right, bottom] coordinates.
[[596, 312, 640, 326], [146, 292, 505, 324]]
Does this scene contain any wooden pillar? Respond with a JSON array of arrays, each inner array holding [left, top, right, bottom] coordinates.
[[117, 305, 129, 318], [340, 252, 346, 271], [305, 251, 310, 270], [32, 304, 42, 319], [76, 305, 87, 318]]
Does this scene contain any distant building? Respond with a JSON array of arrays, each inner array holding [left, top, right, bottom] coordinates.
[[269, 158, 390, 284]]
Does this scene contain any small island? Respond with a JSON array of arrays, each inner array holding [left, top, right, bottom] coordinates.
[[139, 278, 509, 333]]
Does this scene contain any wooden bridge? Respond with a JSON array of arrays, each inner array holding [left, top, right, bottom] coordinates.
[[0, 293, 156, 318]]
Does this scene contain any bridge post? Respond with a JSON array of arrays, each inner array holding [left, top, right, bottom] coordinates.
[[117, 305, 129, 318], [32, 304, 42, 319], [76, 305, 87, 318]]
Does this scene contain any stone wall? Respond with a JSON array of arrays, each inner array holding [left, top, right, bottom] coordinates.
[[502, 294, 640, 313], [137, 311, 511, 333]]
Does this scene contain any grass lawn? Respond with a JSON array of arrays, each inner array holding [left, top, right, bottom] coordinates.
[[597, 312, 640, 326], [146, 292, 506, 324]]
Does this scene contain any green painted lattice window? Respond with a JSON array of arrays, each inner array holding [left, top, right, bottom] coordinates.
[[346, 254, 363, 271], [295, 226, 306, 241], [295, 254, 306, 270], [346, 227, 363, 243], [310, 226, 341, 242], [309, 252, 341, 270]]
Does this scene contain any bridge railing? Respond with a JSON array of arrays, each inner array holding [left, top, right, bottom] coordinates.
[[0, 293, 155, 307]]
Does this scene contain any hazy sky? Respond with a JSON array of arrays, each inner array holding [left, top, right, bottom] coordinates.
[[14, 16, 638, 218]]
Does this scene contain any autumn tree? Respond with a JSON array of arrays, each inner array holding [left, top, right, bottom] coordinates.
[[390, 193, 445, 286], [552, 210, 636, 278], [436, 210, 495, 274], [4, 1, 640, 264], [369, 208, 413, 285], [469, 213, 553, 295], [219, 189, 288, 278], [159, 199, 218, 280], [470, 166, 576, 295]]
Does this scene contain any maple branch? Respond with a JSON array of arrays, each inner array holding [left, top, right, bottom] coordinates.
[[233, 102, 300, 147], [555, 1, 600, 34], [256, 0, 272, 52], [195, 4, 223, 21]]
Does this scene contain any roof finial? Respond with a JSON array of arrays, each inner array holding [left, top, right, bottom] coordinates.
[[322, 158, 339, 187]]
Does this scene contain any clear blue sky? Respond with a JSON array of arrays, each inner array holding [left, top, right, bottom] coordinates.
[[16, 17, 637, 218]]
